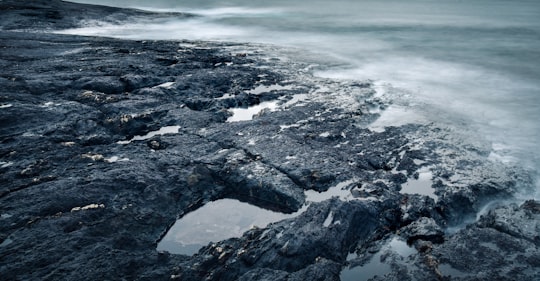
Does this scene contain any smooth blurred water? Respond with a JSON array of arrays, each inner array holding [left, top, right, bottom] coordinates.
[[69, 0, 540, 196]]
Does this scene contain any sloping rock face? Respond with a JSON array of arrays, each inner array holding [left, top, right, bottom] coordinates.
[[0, 0, 192, 31], [1, 1, 538, 280]]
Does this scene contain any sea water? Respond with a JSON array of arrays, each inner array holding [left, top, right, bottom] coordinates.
[[66, 1, 540, 197]]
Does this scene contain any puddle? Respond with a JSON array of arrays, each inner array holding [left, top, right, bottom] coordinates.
[[117, 125, 181, 144], [305, 179, 383, 202], [282, 93, 309, 108], [226, 101, 278, 122], [223, 84, 295, 122], [158, 179, 375, 256], [400, 166, 438, 201], [215, 93, 236, 100], [438, 263, 468, 277], [369, 105, 425, 133], [341, 237, 415, 281], [248, 84, 293, 95], [157, 198, 298, 255], [388, 237, 416, 257], [305, 179, 356, 203], [342, 249, 391, 281]]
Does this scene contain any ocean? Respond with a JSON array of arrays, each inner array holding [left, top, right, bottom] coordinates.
[[68, 0, 540, 198]]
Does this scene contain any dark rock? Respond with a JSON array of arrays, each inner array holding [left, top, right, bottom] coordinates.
[[73, 76, 126, 95], [147, 139, 166, 150], [399, 194, 444, 227], [0, 0, 192, 31], [120, 74, 163, 92], [400, 217, 445, 244], [427, 201, 540, 281], [522, 199, 540, 213], [174, 198, 382, 280]]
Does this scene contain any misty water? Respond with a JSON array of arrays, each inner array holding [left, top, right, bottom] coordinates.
[[69, 0, 539, 267]]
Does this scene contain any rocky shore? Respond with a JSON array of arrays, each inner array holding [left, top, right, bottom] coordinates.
[[1, 1, 538, 280]]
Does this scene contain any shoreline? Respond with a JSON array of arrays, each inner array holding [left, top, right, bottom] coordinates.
[[1, 1, 539, 280]]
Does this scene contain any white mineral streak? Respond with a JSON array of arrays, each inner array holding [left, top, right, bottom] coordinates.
[[71, 204, 105, 212]]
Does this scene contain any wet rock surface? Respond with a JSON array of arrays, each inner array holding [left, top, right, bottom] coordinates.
[[1, 1, 538, 280], [0, 0, 191, 31], [430, 200, 540, 280]]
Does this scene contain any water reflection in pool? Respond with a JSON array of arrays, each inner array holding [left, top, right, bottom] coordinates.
[[157, 198, 299, 255]]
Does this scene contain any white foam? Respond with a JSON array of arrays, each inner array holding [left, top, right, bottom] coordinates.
[[0, 104, 13, 109], [185, 7, 283, 18], [55, 18, 251, 42], [488, 142, 519, 164], [488, 152, 519, 164], [127, 5, 283, 17]]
